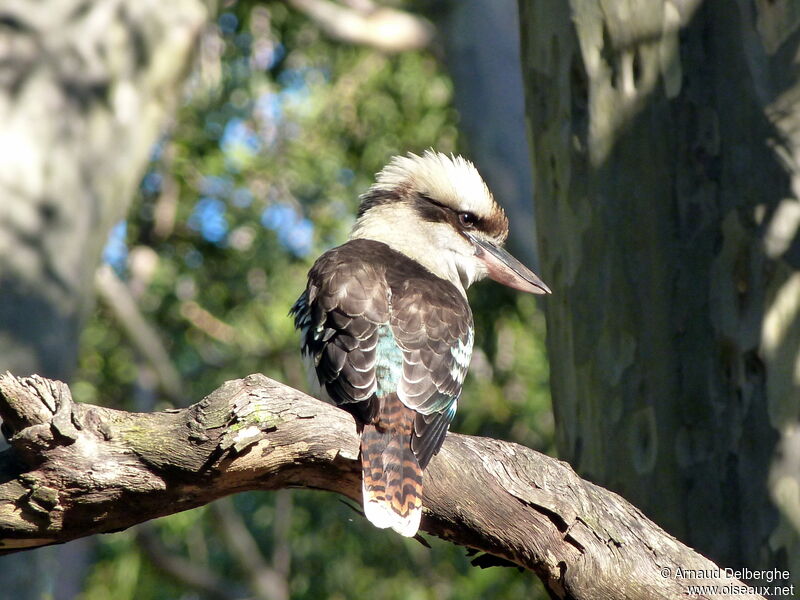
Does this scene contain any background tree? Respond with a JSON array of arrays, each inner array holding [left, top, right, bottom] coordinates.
[[0, 1, 208, 598], [519, 0, 800, 587], [432, 0, 539, 265]]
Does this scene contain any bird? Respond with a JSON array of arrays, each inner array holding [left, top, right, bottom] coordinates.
[[291, 150, 550, 537]]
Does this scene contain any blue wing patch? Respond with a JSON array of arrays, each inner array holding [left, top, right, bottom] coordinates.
[[374, 324, 404, 397]]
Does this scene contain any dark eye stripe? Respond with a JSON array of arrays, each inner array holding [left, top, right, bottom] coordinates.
[[419, 194, 482, 228], [419, 193, 509, 241], [413, 194, 451, 224], [419, 194, 448, 211]]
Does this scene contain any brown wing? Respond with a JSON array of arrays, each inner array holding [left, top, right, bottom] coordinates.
[[385, 252, 473, 468], [291, 240, 390, 423], [292, 239, 473, 468]]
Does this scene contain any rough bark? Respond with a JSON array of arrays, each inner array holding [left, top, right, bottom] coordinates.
[[519, 0, 800, 586], [0, 373, 763, 600]]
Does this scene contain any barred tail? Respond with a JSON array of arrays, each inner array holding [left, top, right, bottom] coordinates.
[[360, 398, 423, 537]]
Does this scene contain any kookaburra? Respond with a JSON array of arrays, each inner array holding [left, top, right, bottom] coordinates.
[[291, 151, 550, 537]]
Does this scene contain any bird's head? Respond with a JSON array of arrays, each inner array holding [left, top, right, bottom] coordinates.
[[350, 150, 551, 296]]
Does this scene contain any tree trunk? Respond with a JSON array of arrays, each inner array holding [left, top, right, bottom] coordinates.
[[0, 373, 764, 600], [0, 0, 209, 597], [519, 0, 800, 587], [435, 0, 538, 265]]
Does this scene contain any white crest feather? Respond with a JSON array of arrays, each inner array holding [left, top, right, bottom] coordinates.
[[373, 150, 496, 218]]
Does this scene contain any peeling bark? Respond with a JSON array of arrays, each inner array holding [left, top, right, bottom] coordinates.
[[0, 373, 760, 600]]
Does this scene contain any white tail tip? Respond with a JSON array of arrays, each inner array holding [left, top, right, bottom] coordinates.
[[362, 482, 421, 537]]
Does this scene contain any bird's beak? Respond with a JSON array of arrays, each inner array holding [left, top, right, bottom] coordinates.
[[468, 234, 551, 295]]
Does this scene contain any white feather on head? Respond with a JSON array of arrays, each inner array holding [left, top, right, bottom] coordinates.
[[370, 150, 503, 227]]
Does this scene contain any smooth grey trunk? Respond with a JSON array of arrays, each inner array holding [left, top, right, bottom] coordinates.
[[435, 0, 538, 265], [519, 0, 800, 587], [0, 1, 210, 597]]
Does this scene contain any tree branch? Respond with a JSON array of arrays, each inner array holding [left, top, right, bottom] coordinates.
[[0, 373, 760, 599], [136, 524, 239, 600], [211, 498, 290, 600], [95, 264, 185, 402], [286, 0, 434, 53]]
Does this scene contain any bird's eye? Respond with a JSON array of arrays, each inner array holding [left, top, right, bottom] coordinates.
[[459, 212, 476, 228]]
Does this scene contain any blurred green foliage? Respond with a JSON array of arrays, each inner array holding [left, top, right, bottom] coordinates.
[[75, 2, 552, 598]]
